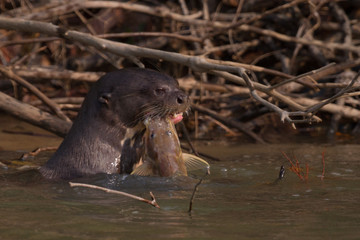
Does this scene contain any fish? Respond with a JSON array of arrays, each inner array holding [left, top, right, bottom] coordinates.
[[131, 117, 210, 177]]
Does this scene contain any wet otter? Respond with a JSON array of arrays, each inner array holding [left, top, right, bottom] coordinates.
[[40, 68, 189, 179]]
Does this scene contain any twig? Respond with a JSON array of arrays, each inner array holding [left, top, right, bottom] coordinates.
[[239, 68, 319, 126], [199, 40, 260, 56], [191, 104, 265, 143], [83, 1, 205, 25], [321, 151, 326, 181], [0, 36, 60, 47], [305, 163, 309, 181], [211, 71, 321, 120], [281, 151, 304, 180], [269, 63, 336, 90], [316, 83, 360, 89], [237, 24, 360, 54], [278, 165, 285, 180], [293, 97, 360, 120], [12, 66, 105, 82], [224, 0, 307, 31], [188, 170, 209, 214], [179, 121, 199, 156], [204, 115, 239, 137], [329, 2, 353, 59], [306, 71, 360, 114], [69, 182, 160, 208], [20, 147, 58, 161], [98, 32, 202, 43]]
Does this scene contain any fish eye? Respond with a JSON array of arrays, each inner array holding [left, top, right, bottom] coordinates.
[[166, 130, 172, 136], [150, 133, 155, 138]]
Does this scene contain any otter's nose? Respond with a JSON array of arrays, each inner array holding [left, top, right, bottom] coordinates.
[[177, 92, 188, 105]]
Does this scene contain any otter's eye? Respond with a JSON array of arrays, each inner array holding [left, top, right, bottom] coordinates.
[[154, 88, 166, 96]]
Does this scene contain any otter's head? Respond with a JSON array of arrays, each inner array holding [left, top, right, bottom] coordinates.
[[94, 68, 189, 128]]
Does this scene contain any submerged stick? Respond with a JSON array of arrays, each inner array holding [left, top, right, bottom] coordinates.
[[20, 147, 58, 161], [188, 170, 210, 214], [321, 151, 326, 181], [278, 165, 285, 180], [69, 182, 160, 208]]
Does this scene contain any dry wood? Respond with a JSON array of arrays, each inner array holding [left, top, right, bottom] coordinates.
[[293, 97, 360, 120], [191, 104, 265, 143], [0, 65, 71, 122], [12, 66, 105, 82], [0, 91, 71, 137]]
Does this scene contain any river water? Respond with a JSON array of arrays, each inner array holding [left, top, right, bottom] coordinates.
[[0, 116, 359, 239]]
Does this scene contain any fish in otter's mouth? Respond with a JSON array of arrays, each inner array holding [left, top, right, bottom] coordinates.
[[117, 70, 191, 174], [130, 117, 210, 177]]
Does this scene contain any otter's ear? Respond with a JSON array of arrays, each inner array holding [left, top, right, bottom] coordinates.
[[98, 93, 112, 105]]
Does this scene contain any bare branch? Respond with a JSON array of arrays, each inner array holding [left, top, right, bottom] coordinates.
[[0, 65, 71, 122], [306, 71, 360, 114], [69, 182, 160, 208], [0, 91, 71, 137]]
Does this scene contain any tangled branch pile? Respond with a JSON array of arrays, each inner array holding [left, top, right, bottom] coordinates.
[[0, 0, 360, 143]]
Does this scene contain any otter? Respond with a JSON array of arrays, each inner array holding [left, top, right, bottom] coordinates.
[[40, 68, 189, 179]]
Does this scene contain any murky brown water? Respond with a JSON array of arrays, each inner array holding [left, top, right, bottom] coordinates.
[[1, 115, 360, 239]]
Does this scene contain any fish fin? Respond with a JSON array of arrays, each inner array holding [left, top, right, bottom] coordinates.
[[183, 153, 210, 173], [130, 162, 153, 176]]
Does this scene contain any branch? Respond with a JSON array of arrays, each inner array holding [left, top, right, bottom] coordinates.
[[237, 24, 360, 54], [0, 92, 71, 137], [191, 104, 265, 143], [293, 97, 360, 120], [20, 147, 58, 161], [0, 65, 71, 122], [188, 170, 209, 214], [0, 16, 357, 127], [211, 70, 322, 124], [269, 63, 337, 90], [306, 71, 360, 114], [98, 31, 202, 43], [69, 182, 160, 208], [0, 16, 236, 73], [12, 66, 105, 82]]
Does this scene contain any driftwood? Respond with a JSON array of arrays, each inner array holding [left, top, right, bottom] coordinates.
[[0, 91, 71, 137], [0, 1, 359, 142]]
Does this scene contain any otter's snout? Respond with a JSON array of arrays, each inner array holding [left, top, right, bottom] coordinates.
[[176, 92, 189, 106]]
